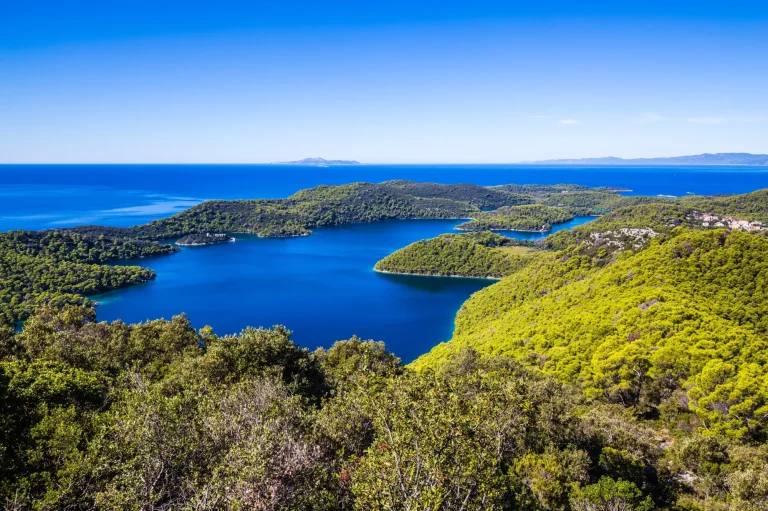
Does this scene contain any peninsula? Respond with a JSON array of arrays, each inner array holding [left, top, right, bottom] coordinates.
[[375, 231, 537, 279]]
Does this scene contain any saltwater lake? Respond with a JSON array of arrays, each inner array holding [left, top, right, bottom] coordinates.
[[2, 164, 767, 361], [90, 217, 592, 362]]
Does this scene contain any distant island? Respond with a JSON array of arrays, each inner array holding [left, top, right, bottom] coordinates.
[[527, 152, 768, 165], [278, 157, 360, 165]]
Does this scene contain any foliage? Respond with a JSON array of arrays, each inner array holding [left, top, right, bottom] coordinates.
[[0, 294, 766, 508], [540, 203, 696, 252], [415, 229, 768, 441], [456, 204, 575, 232], [539, 191, 664, 216], [0, 230, 177, 264], [0, 306, 685, 510], [570, 477, 654, 511], [0, 230, 174, 326], [375, 231, 539, 278]]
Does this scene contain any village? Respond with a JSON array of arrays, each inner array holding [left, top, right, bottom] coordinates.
[[690, 211, 766, 231]]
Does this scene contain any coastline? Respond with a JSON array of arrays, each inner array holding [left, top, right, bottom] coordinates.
[[373, 267, 502, 281], [256, 232, 311, 238], [454, 226, 549, 233], [175, 237, 236, 247]]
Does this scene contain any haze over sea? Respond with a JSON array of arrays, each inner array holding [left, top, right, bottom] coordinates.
[[2, 164, 766, 361]]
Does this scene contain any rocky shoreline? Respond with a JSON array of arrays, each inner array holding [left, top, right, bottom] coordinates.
[[373, 267, 502, 280]]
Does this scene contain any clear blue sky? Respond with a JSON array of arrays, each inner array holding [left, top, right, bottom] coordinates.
[[1, 1, 767, 163]]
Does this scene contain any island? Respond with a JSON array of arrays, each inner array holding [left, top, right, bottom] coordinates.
[[527, 151, 768, 165], [175, 232, 236, 246], [277, 157, 361, 165]]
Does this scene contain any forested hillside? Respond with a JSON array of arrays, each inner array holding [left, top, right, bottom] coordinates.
[[4, 300, 768, 509], [0, 231, 175, 325], [0, 230, 177, 263], [679, 188, 768, 222], [455, 204, 576, 232], [0, 306, 722, 510], [415, 229, 768, 438]]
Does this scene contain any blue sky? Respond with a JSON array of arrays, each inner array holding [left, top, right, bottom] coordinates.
[[1, 1, 767, 163]]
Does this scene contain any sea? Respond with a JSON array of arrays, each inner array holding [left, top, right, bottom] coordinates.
[[1, 164, 766, 361]]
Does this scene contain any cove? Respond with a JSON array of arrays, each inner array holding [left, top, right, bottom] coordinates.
[[93, 216, 593, 362]]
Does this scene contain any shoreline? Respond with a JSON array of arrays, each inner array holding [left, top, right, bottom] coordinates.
[[256, 232, 311, 238], [176, 237, 236, 247], [373, 267, 502, 281], [454, 226, 549, 233]]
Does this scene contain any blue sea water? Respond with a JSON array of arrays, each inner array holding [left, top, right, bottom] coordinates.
[[1, 164, 767, 361], [1, 164, 767, 231]]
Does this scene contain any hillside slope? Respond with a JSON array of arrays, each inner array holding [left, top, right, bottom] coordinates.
[[414, 229, 768, 439], [0, 231, 176, 325]]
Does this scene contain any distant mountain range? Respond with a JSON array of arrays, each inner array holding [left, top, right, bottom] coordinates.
[[278, 157, 360, 165], [527, 153, 768, 166]]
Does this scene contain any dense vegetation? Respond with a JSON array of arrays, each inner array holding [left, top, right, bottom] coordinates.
[[416, 230, 768, 437], [0, 231, 176, 326], [456, 204, 576, 232], [494, 184, 666, 216], [0, 307, 710, 510], [540, 193, 768, 254], [0, 230, 177, 264], [4, 299, 768, 509], [375, 231, 538, 278]]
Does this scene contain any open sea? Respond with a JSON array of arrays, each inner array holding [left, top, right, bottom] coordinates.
[[2, 164, 767, 361]]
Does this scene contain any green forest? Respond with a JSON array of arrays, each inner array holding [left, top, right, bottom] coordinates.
[[455, 204, 576, 232], [0, 231, 177, 326], [0, 308, 672, 510], [375, 231, 537, 278], [3, 182, 768, 509]]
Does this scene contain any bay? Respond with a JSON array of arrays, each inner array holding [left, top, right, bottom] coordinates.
[[91, 217, 592, 362]]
